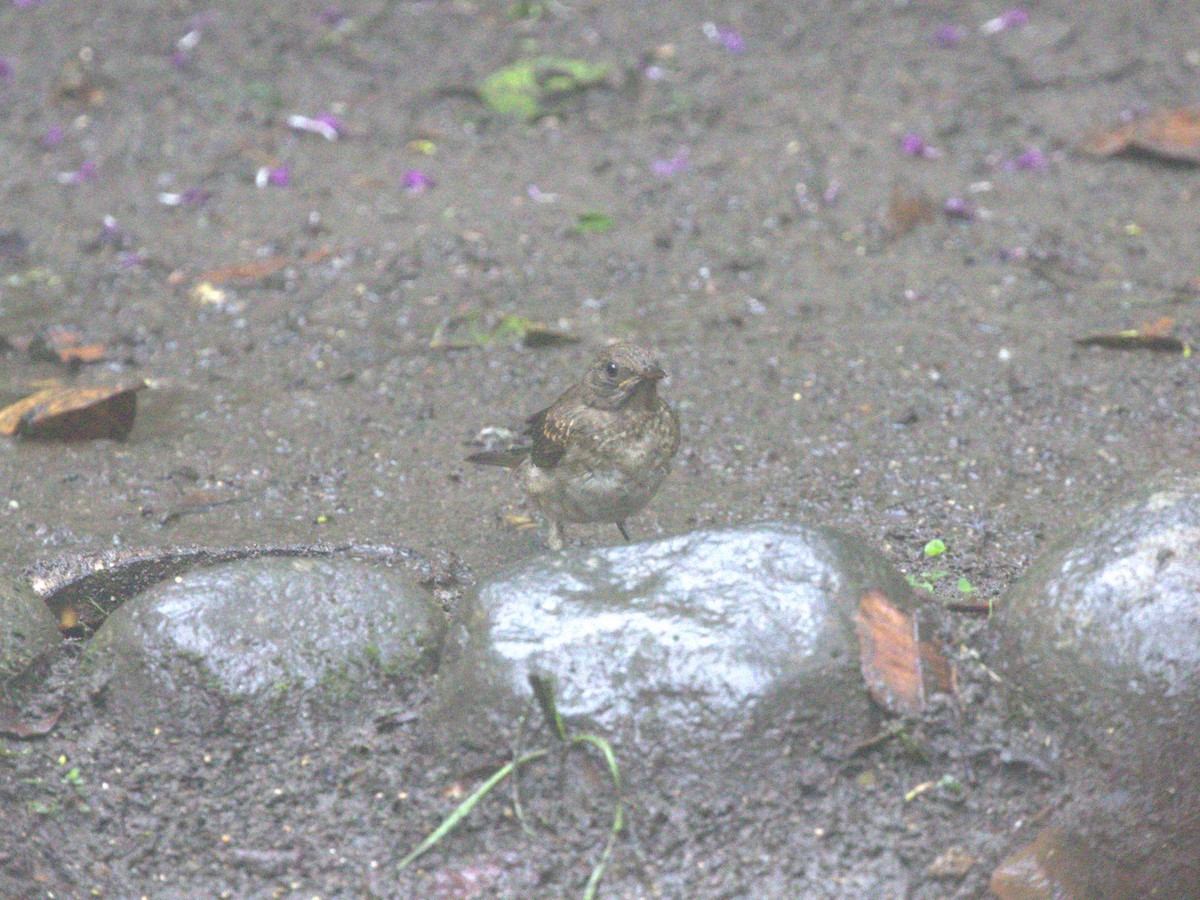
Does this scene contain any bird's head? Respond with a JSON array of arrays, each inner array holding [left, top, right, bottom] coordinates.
[[583, 343, 667, 411]]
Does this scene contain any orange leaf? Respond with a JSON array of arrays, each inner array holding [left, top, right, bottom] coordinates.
[[0, 382, 144, 441], [1081, 107, 1200, 164], [201, 257, 287, 283], [854, 590, 955, 717]]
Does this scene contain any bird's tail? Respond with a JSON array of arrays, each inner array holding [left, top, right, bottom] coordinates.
[[466, 448, 528, 468]]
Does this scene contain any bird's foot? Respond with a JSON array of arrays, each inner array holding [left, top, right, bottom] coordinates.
[[546, 520, 566, 551]]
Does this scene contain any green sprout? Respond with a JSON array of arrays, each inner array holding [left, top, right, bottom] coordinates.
[[398, 675, 623, 900]]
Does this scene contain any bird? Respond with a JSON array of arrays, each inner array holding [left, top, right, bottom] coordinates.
[[467, 343, 680, 550]]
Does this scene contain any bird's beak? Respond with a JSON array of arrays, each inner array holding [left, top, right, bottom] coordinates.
[[618, 365, 666, 389]]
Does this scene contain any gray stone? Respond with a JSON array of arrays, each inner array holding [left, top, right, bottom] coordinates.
[[994, 14, 1141, 88], [0, 580, 60, 684], [995, 470, 1200, 741], [84, 556, 443, 721], [434, 524, 914, 743]]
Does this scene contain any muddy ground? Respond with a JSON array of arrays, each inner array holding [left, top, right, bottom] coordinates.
[[2, 1, 1199, 897]]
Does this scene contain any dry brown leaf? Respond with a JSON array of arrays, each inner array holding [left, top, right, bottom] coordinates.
[[1075, 316, 1188, 354], [990, 827, 1095, 899], [201, 257, 288, 284], [1081, 107, 1200, 164], [854, 590, 955, 717], [886, 184, 936, 238], [0, 381, 144, 440], [0, 702, 63, 739]]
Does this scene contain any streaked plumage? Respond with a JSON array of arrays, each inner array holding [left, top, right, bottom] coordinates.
[[468, 343, 680, 549]]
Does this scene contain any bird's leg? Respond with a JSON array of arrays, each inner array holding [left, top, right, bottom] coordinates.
[[616, 521, 631, 542], [546, 519, 566, 551]]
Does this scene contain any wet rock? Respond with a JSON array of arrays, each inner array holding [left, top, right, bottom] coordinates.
[[0, 581, 60, 684], [994, 14, 1140, 88], [989, 827, 1102, 900], [433, 524, 916, 747], [995, 470, 1200, 743], [993, 470, 1200, 897], [84, 557, 443, 725]]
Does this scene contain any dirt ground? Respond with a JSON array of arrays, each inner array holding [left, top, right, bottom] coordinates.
[[2, 1, 1199, 897]]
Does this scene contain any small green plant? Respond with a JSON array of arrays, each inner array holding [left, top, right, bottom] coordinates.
[[906, 539, 978, 600], [573, 211, 614, 235], [397, 675, 623, 900]]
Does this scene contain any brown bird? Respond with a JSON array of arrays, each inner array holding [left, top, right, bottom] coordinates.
[[468, 343, 681, 550]]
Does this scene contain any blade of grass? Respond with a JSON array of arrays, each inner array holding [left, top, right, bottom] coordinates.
[[582, 799, 624, 900], [397, 747, 549, 872], [572, 732, 623, 899], [529, 673, 568, 741]]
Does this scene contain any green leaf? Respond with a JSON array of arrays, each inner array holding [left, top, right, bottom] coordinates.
[[956, 576, 975, 594], [479, 56, 610, 121], [923, 539, 947, 558], [574, 211, 614, 234]]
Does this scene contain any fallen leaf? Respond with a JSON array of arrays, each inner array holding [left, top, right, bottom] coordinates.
[[201, 257, 287, 283], [502, 513, 537, 530], [0, 703, 63, 739], [27, 327, 107, 365], [53, 54, 106, 107], [1075, 316, 1189, 354], [573, 211, 614, 235], [479, 56, 611, 121], [990, 827, 1096, 899], [854, 590, 955, 717], [886, 184, 936, 238], [0, 381, 144, 441], [189, 281, 227, 305], [926, 845, 975, 879], [522, 324, 581, 348], [1081, 107, 1200, 165], [430, 313, 576, 350]]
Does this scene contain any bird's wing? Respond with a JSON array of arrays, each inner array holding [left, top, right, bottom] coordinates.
[[527, 402, 572, 469]]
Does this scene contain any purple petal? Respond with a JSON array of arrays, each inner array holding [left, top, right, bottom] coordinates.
[[56, 159, 98, 186], [900, 132, 942, 159], [179, 187, 212, 206], [932, 24, 965, 48], [158, 187, 212, 207], [981, 7, 1029, 34], [702, 21, 744, 53], [943, 197, 976, 220], [900, 132, 925, 156], [1000, 8, 1029, 28], [651, 147, 690, 177], [317, 8, 346, 26], [0, 58, 12, 83], [287, 113, 341, 141], [1014, 147, 1048, 170], [401, 170, 433, 193], [41, 124, 65, 148], [719, 28, 745, 53], [255, 165, 291, 188]]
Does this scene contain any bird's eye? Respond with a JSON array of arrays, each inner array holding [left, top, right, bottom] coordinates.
[[604, 361, 619, 378]]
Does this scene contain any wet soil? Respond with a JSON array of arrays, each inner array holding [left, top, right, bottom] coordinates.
[[2, 1, 1199, 897]]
